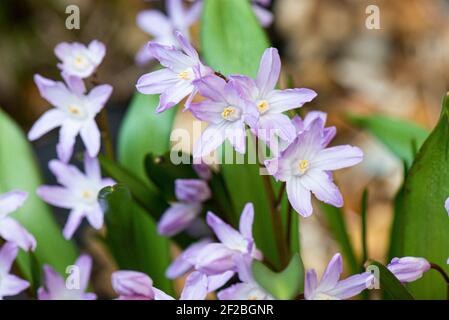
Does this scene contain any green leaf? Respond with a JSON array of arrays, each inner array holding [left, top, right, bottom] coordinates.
[[99, 184, 174, 295], [395, 95, 449, 299], [365, 260, 415, 300], [320, 204, 359, 275], [0, 109, 77, 283], [361, 189, 369, 265], [99, 154, 167, 216], [118, 93, 177, 180], [252, 254, 304, 300], [116, 92, 176, 294], [202, 0, 285, 267], [144, 153, 197, 201], [348, 113, 428, 166]]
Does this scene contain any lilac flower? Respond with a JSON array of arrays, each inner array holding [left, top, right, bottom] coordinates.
[[445, 197, 449, 215], [29, 74, 113, 163], [230, 48, 316, 146], [38, 255, 96, 300], [0, 243, 30, 300], [0, 191, 36, 251], [189, 75, 259, 157], [387, 257, 431, 283], [136, 0, 202, 65], [252, 0, 274, 27], [136, 31, 213, 113], [305, 253, 374, 300], [37, 156, 114, 240], [218, 255, 273, 300], [55, 40, 106, 78], [193, 203, 262, 276], [166, 238, 212, 279], [180, 270, 234, 300], [158, 179, 211, 236], [111, 270, 174, 300], [265, 118, 363, 217], [291, 112, 336, 148], [112, 270, 154, 300]]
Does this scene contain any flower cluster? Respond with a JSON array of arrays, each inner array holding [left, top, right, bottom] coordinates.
[[0, 40, 115, 299], [29, 41, 114, 238]]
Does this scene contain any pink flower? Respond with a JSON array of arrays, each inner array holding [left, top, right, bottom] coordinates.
[[305, 253, 374, 300], [37, 156, 114, 239], [0, 191, 36, 251], [387, 257, 431, 283], [189, 74, 259, 157], [29, 74, 113, 163], [55, 40, 105, 78], [230, 48, 316, 146], [0, 243, 30, 300], [265, 118, 363, 217], [38, 255, 96, 300], [136, 31, 213, 113]]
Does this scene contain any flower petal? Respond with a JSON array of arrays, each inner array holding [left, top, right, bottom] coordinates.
[[317, 253, 343, 292], [148, 42, 193, 72], [195, 243, 237, 275], [313, 145, 364, 171], [84, 155, 101, 182], [0, 217, 37, 251], [0, 274, 29, 298], [252, 4, 274, 27], [256, 48, 281, 96], [75, 254, 93, 291], [158, 203, 201, 236], [0, 190, 28, 218], [193, 122, 228, 158], [136, 68, 179, 95], [327, 272, 374, 300], [206, 212, 246, 251], [87, 84, 113, 114], [175, 179, 211, 202], [62, 207, 85, 240], [238, 203, 255, 240], [0, 242, 18, 274], [157, 80, 193, 113], [57, 121, 82, 163], [87, 40, 106, 65], [286, 178, 313, 217], [112, 270, 154, 299], [34, 74, 72, 109], [37, 186, 77, 209], [80, 121, 101, 158], [266, 88, 317, 113], [28, 109, 66, 141], [136, 10, 172, 38], [304, 269, 318, 300], [180, 271, 208, 300], [85, 203, 104, 230], [301, 170, 343, 208]]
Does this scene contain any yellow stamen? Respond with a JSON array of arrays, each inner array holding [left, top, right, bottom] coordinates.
[[82, 191, 92, 199], [68, 105, 81, 115], [221, 106, 236, 120], [178, 70, 191, 80], [298, 159, 309, 174], [257, 100, 269, 113]]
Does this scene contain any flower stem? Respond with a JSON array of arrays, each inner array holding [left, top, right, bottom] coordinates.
[[274, 182, 286, 209], [91, 73, 115, 160], [254, 134, 289, 268], [430, 263, 449, 299]]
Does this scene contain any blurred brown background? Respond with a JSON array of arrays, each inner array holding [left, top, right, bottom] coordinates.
[[2, 0, 449, 279]]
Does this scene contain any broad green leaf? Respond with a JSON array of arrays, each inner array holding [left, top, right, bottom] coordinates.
[[388, 161, 408, 261], [348, 114, 428, 166], [365, 260, 415, 300], [252, 254, 304, 300], [117, 93, 176, 294], [99, 154, 167, 216], [397, 95, 449, 299], [99, 154, 194, 249], [99, 184, 174, 295], [320, 204, 359, 275], [361, 189, 369, 265], [118, 93, 177, 180], [202, 0, 285, 267], [0, 109, 77, 283], [145, 153, 197, 201]]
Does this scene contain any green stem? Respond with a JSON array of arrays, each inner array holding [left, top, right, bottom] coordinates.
[[430, 263, 449, 299]]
